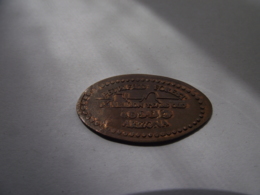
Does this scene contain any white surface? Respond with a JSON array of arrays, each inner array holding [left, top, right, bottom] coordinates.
[[0, 1, 260, 195]]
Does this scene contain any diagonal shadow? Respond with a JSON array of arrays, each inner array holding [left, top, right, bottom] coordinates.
[[136, 0, 260, 93]]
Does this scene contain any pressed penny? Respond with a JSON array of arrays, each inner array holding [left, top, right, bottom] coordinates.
[[76, 74, 212, 144]]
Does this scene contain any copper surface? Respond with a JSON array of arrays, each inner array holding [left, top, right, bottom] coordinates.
[[76, 74, 212, 144]]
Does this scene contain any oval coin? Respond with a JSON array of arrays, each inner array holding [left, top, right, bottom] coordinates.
[[76, 74, 212, 144]]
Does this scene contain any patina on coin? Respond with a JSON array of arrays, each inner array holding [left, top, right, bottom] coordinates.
[[76, 74, 212, 143]]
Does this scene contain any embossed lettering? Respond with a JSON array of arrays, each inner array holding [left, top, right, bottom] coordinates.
[[122, 120, 170, 129], [128, 112, 137, 119], [120, 110, 174, 119], [154, 85, 186, 100], [100, 101, 186, 108], [146, 103, 159, 108], [98, 89, 187, 108], [161, 110, 172, 119], [139, 111, 147, 118], [149, 110, 159, 118]]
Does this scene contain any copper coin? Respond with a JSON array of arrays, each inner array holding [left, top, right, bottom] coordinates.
[[76, 74, 212, 144]]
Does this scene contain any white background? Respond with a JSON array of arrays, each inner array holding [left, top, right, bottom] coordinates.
[[0, 1, 259, 195]]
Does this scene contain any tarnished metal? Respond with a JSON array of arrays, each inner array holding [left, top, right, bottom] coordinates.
[[76, 74, 212, 144]]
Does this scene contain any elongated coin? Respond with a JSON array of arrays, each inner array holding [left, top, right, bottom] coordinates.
[[76, 74, 212, 144]]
